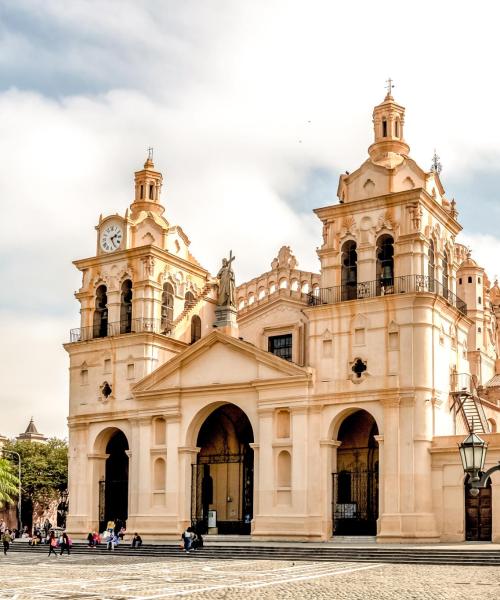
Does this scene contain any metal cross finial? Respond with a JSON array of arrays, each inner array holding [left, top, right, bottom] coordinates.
[[385, 78, 394, 96], [431, 149, 442, 174], [147, 147, 154, 161]]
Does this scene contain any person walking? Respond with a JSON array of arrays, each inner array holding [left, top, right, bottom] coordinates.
[[182, 527, 193, 553], [2, 530, 10, 556], [60, 532, 71, 556], [47, 532, 58, 557], [107, 532, 118, 551]]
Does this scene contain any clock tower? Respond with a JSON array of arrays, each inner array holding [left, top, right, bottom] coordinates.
[[64, 153, 217, 534]]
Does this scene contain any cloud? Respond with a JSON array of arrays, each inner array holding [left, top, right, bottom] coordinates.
[[1, 0, 500, 436], [458, 233, 500, 284], [0, 312, 71, 439]]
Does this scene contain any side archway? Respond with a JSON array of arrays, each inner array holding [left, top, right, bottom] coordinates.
[[93, 428, 129, 533], [331, 409, 379, 536]]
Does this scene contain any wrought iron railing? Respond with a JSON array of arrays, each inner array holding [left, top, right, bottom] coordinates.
[[69, 318, 171, 342], [308, 274, 467, 315]]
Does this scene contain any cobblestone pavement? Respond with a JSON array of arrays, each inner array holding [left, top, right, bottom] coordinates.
[[0, 553, 499, 599]]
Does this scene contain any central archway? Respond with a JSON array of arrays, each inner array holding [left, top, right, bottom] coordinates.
[[99, 430, 129, 533], [332, 409, 379, 536], [191, 404, 254, 535]]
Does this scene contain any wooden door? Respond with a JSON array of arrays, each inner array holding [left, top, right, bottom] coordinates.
[[465, 480, 492, 541]]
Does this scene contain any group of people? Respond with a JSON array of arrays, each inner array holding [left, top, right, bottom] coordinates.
[[47, 531, 72, 557], [181, 527, 203, 554]]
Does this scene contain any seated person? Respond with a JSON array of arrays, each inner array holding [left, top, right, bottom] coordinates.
[[131, 533, 142, 548]]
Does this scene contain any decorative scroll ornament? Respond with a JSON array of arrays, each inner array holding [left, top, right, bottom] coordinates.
[[271, 246, 298, 270], [340, 215, 357, 239], [375, 209, 396, 233]]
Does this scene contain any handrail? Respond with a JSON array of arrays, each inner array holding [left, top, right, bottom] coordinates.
[[69, 318, 170, 342], [307, 274, 467, 315], [450, 372, 490, 433]]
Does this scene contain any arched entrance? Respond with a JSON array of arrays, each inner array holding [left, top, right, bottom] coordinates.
[[99, 430, 129, 532], [332, 410, 379, 535], [191, 404, 254, 535], [465, 475, 492, 541]]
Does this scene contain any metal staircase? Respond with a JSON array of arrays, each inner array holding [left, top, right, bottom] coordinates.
[[450, 373, 490, 434], [167, 282, 214, 334]]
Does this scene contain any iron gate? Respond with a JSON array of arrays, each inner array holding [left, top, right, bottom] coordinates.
[[98, 479, 128, 532], [332, 470, 378, 535], [191, 452, 253, 535]]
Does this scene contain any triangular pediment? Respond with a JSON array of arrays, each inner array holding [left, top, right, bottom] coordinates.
[[133, 330, 310, 395]]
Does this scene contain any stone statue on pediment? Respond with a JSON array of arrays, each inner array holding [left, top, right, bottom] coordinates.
[[217, 251, 236, 308]]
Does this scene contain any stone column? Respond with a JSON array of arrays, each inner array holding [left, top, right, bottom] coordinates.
[[320, 440, 341, 538], [249, 443, 260, 527], [491, 471, 500, 543], [291, 407, 308, 514], [356, 243, 375, 283], [127, 416, 151, 531], [251, 409, 273, 537], [106, 289, 121, 329], [377, 397, 404, 540], [373, 435, 384, 524], [178, 446, 200, 530], [317, 247, 340, 288], [377, 396, 439, 541]]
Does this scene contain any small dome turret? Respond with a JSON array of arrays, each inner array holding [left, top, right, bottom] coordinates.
[[368, 80, 410, 168]]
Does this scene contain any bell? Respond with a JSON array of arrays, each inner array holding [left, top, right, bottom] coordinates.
[[382, 265, 393, 280], [346, 269, 357, 284]]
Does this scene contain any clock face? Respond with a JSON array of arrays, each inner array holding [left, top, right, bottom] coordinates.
[[100, 224, 123, 253]]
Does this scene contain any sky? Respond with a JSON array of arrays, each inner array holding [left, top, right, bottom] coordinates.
[[1, 0, 500, 438]]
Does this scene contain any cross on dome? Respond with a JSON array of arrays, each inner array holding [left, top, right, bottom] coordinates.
[[385, 77, 395, 99]]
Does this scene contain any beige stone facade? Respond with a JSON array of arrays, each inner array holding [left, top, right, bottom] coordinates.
[[65, 93, 500, 543]]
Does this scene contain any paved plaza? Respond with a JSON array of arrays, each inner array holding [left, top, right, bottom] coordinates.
[[0, 553, 499, 599]]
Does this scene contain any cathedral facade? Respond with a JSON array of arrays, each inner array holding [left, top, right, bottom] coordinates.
[[65, 92, 500, 542]]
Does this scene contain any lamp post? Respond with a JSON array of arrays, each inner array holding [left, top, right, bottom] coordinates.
[[1, 450, 22, 532], [458, 432, 500, 496]]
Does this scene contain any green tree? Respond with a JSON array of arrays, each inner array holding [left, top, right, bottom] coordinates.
[[0, 457, 19, 507], [3, 438, 68, 518]]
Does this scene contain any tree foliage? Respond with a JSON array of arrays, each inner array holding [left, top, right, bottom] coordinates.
[[2, 438, 68, 508], [0, 458, 19, 507]]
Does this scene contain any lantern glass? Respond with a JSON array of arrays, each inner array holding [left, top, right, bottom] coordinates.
[[458, 433, 488, 473]]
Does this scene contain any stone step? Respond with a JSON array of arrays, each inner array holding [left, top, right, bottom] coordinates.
[[9, 543, 500, 565]]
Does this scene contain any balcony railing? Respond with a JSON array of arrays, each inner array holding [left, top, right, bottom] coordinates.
[[307, 274, 467, 315], [69, 318, 170, 343]]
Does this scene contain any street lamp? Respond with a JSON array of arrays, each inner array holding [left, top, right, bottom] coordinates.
[[459, 432, 500, 497], [1, 450, 22, 532]]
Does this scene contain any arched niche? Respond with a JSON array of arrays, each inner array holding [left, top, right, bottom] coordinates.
[[277, 450, 291, 488]]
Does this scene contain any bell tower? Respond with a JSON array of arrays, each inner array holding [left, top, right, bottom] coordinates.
[[368, 79, 410, 168], [130, 148, 164, 219]]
